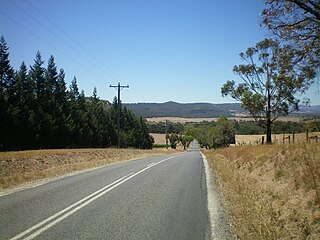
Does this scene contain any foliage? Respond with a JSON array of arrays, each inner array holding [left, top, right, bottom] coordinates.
[[303, 118, 320, 132], [185, 117, 235, 149], [261, 0, 320, 74], [221, 39, 316, 143], [168, 133, 179, 149], [180, 134, 194, 150], [147, 121, 184, 134], [211, 117, 235, 148], [152, 143, 167, 148], [0, 36, 153, 151], [234, 120, 307, 135]]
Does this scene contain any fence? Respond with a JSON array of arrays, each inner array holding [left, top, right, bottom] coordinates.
[[235, 131, 320, 146]]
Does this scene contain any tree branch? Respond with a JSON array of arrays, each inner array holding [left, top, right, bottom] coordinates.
[[291, 0, 320, 20]]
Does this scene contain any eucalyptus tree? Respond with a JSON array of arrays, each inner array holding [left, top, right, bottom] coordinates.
[[262, 0, 319, 77], [221, 39, 316, 143]]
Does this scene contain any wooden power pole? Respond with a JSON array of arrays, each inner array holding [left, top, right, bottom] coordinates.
[[109, 82, 129, 148]]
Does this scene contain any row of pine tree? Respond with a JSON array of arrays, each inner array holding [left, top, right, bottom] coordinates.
[[0, 36, 153, 151]]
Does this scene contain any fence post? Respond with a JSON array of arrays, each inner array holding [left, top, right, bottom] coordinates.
[[292, 130, 295, 143], [262, 136, 265, 145], [306, 130, 309, 143]]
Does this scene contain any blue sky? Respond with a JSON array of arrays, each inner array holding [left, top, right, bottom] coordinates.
[[1, 0, 319, 105]]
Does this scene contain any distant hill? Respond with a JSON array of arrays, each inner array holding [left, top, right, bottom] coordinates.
[[124, 101, 320, 118], [292, 105, 320, 115], [124, 101, 247, 118]]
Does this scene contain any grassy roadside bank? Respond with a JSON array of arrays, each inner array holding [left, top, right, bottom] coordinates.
[[0, 148, 181, 190], [202, 143, 320, 240]]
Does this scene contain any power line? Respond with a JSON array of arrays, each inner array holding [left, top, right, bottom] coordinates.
[[0, 11, 108, 86], [26, 0, 121, 83], [8, 0, 120, 84], [24, 0, 126, 83]]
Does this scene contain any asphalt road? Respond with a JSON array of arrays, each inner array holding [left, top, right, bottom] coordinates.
[[0, 149, 211, 239]]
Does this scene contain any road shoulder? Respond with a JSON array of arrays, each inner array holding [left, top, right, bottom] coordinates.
[[201, 152, 236, 240]]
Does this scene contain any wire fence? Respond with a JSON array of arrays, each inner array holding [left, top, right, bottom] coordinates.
[[235, 131, 320, 146]]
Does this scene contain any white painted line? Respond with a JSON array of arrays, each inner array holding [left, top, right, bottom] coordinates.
[[10, 155, 180, 240], [9, 175, 129, 240]]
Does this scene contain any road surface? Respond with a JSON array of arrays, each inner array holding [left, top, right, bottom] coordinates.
[[0, 149, 212, 239]]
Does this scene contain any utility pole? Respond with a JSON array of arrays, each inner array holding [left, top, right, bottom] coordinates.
[[109, 82, 129, 148], [165, 119, 168, 149]]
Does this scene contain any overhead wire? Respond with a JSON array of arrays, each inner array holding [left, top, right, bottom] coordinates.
[[8, 0, 120, 84], [0, 11, 108, 86], [24, 0, 125, 84]]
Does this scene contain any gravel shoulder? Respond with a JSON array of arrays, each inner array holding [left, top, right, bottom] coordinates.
[[201, 152, 236, 240]]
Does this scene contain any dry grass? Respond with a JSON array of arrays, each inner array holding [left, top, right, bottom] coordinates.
[[150, 133, 167, 144], [0, 148, 181, 190], [236, 132, 320, 145], [202, 143, 320, 240]]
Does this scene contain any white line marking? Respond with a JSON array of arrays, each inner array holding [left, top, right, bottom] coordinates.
[[147, 162, 156, 167], [10, 155, 180, 240], [10, 175, 128, 240]]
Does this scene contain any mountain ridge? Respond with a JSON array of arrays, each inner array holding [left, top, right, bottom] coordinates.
[[123, 101, 320, 118]]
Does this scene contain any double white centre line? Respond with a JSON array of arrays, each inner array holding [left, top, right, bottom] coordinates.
[[10, 156, 177, 240]]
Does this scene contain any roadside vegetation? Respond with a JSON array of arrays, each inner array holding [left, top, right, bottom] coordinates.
[[221, 0, 319, 144], [203, 143, 320, 239], [0, 148, 181, 190], [0, 36, 153, 151], [150, 117, 320, 148]]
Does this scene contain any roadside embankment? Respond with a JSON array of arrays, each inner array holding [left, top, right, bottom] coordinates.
[[202, 143, 320, 239], [0, 148, 181, 193]]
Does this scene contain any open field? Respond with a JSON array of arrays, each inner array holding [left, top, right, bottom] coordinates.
[[202, 143, 320, 239], [236, 132, 320, 145], [152, 132, 320, 145], [0, 148, 182, 192], [147, 116, 303, 123], [150, 133, 167, 144]]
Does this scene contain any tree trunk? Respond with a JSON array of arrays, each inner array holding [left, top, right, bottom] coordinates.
[[266, 87, 272, 144], [266, 119, 272, 144]]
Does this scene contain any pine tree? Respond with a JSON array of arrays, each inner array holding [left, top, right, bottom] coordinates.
[[0, 36, 153, 150], [0, 35, 14, 94], [0, 36, 14, 150], [69, 76, 80, 101], [29, 51, 47, 147], [45, 55, 58, 107], [54, 69, 68, 148], [7, 63, 31, 149], [89, 88, 113, 147], [54, 69, 67, 104], [30, 51, 46, 102]]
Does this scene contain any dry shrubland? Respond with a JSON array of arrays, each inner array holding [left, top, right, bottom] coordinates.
[[0, 148, 180, 190], [203, 143, 320, 240]]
